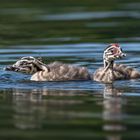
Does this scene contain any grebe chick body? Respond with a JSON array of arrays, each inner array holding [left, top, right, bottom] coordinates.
[[31, 61, 90, 81], [93, 44, 140, 83], [5, 56, 90, 81]]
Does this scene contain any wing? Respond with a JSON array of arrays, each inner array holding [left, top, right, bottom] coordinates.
[[113, 64, 140, 79]]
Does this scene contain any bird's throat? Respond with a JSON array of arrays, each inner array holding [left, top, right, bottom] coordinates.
[[104, 60, 114, 72]]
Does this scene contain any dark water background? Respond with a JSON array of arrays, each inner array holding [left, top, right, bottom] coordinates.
[[0, 0, 140, 140]]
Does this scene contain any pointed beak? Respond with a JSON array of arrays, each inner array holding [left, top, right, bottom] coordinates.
[[4, 66, 13, 71], [120, 53, 126, 57], [4, 66, 19, 71], [115, 52, 126, 59]]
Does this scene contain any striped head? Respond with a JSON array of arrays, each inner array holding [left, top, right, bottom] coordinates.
[[103, 44, 126, 65], [5, 56, 48, 74]]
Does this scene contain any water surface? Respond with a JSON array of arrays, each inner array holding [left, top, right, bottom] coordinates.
[[0, 0, 140, 140]]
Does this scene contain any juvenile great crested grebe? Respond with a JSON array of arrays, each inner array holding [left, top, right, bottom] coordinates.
[[93, 43, 140, 83], [5, 56, 90, 81], [5, 44, 140, 83]]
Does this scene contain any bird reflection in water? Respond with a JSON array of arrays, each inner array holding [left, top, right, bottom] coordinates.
[[11, 83, 127, 140], [12, 89, 84, 129], [103, 84, 126, 140], [12, 89, 44, 129]]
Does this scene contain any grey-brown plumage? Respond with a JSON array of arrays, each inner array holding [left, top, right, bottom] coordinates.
[[31, 61, 90, 81], [114, 63, 140, 79], [93, 44, 140, 83], [93, 63, 140, 83], [5, 44, 140, 83], [5, 57, 90, 81]]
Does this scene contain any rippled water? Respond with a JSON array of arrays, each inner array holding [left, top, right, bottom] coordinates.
[[0, 0, 140, 140]]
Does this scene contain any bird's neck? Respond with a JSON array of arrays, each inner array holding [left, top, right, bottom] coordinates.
[[103, 60, 114, 72]]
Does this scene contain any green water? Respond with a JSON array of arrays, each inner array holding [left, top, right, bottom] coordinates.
[[0, 0, 140, 140]]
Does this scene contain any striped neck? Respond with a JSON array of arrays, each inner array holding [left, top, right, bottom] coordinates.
[[103, 59, 114, 70]]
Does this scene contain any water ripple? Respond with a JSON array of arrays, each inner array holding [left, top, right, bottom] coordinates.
[[38, 11, 140, 21]]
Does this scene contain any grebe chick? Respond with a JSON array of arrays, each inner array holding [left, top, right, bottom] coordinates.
[[93, 44, 140, 83], [5, 56, 90, 81]]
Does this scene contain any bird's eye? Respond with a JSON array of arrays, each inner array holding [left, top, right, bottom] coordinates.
[[110, 49, 114, 53], [110, 48, 118, 54], [111, 50, 114, 53]]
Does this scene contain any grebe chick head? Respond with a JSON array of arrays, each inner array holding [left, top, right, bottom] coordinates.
[[5, 56, 47, 74], [103, 43, 126, 67]]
